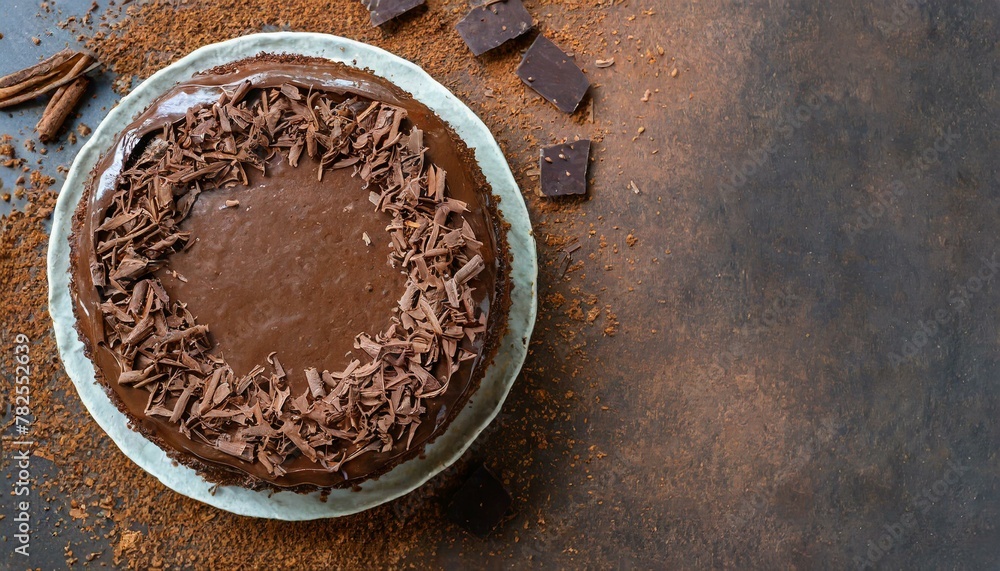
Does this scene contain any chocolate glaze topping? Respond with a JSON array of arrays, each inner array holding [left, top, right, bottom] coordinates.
[[70, 55, 509, 490]]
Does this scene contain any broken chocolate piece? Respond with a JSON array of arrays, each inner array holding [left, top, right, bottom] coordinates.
[[540, 140, 590, 196], [361, 0, 425, 26], [516, 36, 590, 113], [447, 464, 512, 537], [456, 0, 533, 56]]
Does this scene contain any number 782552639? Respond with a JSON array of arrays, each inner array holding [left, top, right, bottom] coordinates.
[[13, 333, 31, 431]]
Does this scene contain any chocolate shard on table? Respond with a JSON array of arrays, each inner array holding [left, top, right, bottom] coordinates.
[[540, 140, 591, 197], [455, 0, 533, 56], [361, 0, 425, 27], [516, 35, 590, 113], [446, 464, 512, 537]]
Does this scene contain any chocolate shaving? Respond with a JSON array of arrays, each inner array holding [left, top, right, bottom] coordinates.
[[91, 82, 492, 478], [454, 254, 485, 284], [304, 367, 326, 398]]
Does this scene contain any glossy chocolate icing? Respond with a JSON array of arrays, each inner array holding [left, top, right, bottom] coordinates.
[[70, 56, 509, 489]]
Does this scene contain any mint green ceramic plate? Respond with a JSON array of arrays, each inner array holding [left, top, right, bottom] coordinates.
[[48, 32, 537, 519]]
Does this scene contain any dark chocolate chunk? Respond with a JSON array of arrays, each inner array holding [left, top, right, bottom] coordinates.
[[361, 0, 425, 27], [540, 140, 590, 197], [447, 464, 512, 537], [516, 35, 590, 113], [455, 0, 533, 56]]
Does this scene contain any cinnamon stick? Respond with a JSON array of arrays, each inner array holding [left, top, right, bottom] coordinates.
[[36, 75, 90, 143], [34, 52, 96, 141], [0, 50, 98, 109], [0, 49, 78, 94]]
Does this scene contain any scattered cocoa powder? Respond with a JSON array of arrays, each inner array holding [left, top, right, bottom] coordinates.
[[0, 134, 15, 158]]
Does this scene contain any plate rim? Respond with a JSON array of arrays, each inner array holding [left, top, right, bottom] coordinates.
[[46, 31, 537, 519]]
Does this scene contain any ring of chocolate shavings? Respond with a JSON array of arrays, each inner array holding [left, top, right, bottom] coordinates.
[[91, 80, 490, 481]]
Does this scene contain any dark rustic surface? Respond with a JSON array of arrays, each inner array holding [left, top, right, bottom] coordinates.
[[1, 0, 999, 569]]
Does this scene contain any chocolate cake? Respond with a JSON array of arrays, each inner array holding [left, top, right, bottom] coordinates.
[[69, 54, 510, 490]]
